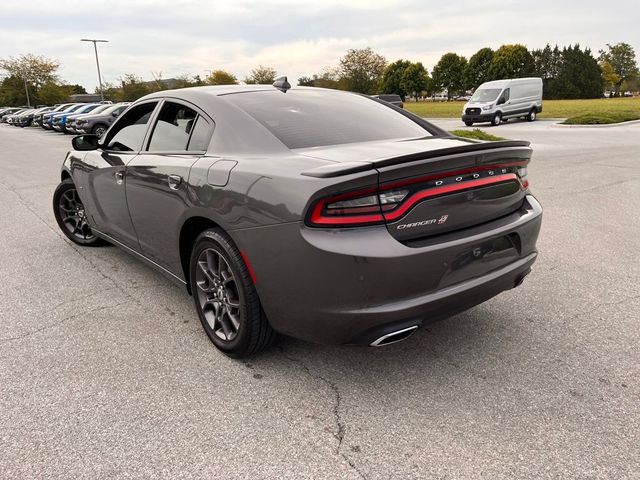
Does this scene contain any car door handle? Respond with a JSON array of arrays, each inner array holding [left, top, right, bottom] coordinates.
[[114, 171, 124, 185], [168, 174, 182, 190]]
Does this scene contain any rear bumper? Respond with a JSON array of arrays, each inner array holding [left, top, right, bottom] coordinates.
[[232, 194, 543, 345]]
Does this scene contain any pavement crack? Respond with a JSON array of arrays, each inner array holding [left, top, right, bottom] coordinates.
[[0, 301, 131, 343], [278, 346, 367, 479], [0, 180, 141, 307]]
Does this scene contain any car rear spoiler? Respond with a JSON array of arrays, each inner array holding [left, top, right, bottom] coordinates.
[[301, 139, 532, 178]]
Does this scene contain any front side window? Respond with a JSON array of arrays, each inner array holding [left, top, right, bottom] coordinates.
[[500, 89, 510, 103], [104, 102, 157, 152], [147, 102, 198, 152]]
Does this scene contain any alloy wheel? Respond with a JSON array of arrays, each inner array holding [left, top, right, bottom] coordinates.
[[195, 248, 242, 341], [57, 188, 95, 241]]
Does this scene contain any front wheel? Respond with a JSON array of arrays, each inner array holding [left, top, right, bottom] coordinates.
[[53, 179, 106, 247], [190, 229, 276, 357], [464, 120, 474, 127], [491, 112, 502, 126], [526, 109, 537, 122]]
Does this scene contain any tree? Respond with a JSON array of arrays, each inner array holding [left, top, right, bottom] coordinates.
[[206, 69, 238, 85], [65, 84, 87, 94], [400, 62, 429, 100], [37, 82, 74, 105], [465, 48, 493, 89], [600, 60, 620, 93], [531, 44, 561, 80], [297, 76, 315, 86], [488, 44, 535, 80], [244, 66, 277, 85], [381, 59, 412, 100], [338, 47, 387, 94], [545, 45, 602, 99], [117, 74, 152, 101], [599, 43, 639, 95], [171, 74, 205, 89], [0, 75, 28, 106], [431, 53, 467, 99], [0, 54, 60, 90], [0, 54, 63, 106]]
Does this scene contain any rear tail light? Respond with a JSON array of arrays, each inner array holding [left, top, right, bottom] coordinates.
[[517, 166, 529, 189], [309, 189, 385, 226], [307, 162, 529, 227]]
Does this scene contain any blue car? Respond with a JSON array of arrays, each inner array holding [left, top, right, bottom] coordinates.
[[42, 104, 86, 130], [51, 104, 102, 133]]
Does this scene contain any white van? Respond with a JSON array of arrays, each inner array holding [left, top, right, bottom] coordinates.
[[461, 77, 542, 126]]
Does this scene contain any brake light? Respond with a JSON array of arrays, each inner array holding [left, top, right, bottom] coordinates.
[[307, 162, 528, 227], [517, 166, 529, 189], [309, 188, 385, 226]]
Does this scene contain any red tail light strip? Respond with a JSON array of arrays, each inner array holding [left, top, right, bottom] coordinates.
[[382, 173, 520, 221], [309, 162, 528, 227], [381, 161, 528, 190]]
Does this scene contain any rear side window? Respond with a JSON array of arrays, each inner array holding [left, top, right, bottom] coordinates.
[[148, 102, 197, 152], [187, 116, 212, 151], [225, 90, 428, 149], [105, 102, 157, 152]]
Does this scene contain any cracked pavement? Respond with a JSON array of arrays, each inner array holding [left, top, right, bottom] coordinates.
[[0, 120, 639, 479]]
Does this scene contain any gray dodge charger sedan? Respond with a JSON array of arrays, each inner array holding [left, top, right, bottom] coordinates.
[[53, 80, 542, 357]]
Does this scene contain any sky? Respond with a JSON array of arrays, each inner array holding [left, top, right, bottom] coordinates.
[[1, 0, 639, 91]]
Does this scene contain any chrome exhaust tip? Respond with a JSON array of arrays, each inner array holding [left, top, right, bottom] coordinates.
[[369, 325, 419, 347]]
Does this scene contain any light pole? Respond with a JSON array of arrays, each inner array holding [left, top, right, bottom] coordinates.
[[80, 38, 109, 101], [23, 77, 31, 107]]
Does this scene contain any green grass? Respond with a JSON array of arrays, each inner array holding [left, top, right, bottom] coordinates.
[[450, 129, 505, 141], [405, 97, 640, 123], [562, 112, 640, 125]]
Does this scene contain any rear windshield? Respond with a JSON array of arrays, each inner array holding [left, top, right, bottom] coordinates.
[[225, 90, 428, 149]]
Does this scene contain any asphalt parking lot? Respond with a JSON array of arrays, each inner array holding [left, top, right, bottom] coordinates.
[[1, 119, 638, 479]]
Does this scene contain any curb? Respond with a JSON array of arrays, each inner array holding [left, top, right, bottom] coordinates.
[[552, 118, 640, 128]]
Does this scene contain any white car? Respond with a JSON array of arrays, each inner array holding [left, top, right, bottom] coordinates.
[[462, 78, 543, 126]]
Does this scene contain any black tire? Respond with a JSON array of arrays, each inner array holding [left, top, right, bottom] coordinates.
[[464, 121, 474, 126], [491, 112, 502, 126], [52, 179, 106, 247], [189, 229, 276, 357], [92, 123, 108, 138], [526, 109, 537, 122]]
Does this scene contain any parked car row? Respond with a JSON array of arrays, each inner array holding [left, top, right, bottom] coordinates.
[[1, 102, 130, 138]]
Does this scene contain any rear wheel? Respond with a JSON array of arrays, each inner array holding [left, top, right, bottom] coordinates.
[[53, 179, 105, 246], [464, 121, 474, 126], [491, 112, 502, 126], [92, 123, 108, 138], [526, 109, 537, 122], [189, 229, 276, 357]]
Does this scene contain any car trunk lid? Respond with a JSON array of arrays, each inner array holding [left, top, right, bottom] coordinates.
[[302, 137, 532, 241]]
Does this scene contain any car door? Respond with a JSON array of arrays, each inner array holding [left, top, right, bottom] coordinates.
[[500, 88, 514, 116], [124, 99, 214, 276], [71, 100, 160, 251]]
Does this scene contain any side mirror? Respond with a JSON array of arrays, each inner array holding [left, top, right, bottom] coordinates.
[[112, 111, 120, 117], [72, 134, 100, 151]]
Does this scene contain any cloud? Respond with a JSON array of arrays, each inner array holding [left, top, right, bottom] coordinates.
[[1, 0, 638, 90]]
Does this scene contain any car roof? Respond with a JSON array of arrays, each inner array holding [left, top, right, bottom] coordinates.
[[479, 77, 542, 89]]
